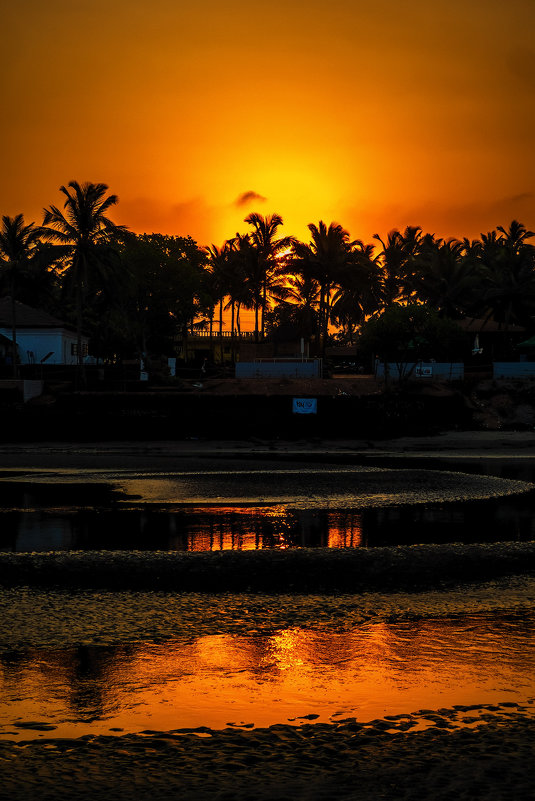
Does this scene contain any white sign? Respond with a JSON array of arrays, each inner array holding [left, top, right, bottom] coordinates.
[[292, 398, 317, 414], [415, 365, 433, 377]]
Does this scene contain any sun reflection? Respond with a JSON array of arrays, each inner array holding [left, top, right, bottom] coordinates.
[[186, 506, 295, 551], [268, 629, 306, 671], [328, 512, 364, 548], [1, 615, 535, 740]]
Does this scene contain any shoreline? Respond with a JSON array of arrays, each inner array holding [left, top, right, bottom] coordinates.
[[2, 433, 534, 800], [2, 714, 534, 801], [1, 430, 535, 465]]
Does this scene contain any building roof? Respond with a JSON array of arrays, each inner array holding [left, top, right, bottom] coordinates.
[[456, 317, 525, 333], [0, 296, 70, 329]]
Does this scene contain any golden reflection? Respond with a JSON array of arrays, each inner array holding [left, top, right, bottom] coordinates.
[[268, 629, 306, 671], [328, 512, 364, 548], [186, 506, 295, 551], [1, 617, 534, 740]]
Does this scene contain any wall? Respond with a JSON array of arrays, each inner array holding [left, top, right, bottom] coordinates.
[[493, 362, 535, 379], [375, 362, 464, 380], [235, 361, 321, 379]]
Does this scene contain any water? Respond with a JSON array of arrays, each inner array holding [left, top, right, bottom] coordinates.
[[1, 609, 534, 740], [0, 452, 534, 741], [0, 464, 534, 552]]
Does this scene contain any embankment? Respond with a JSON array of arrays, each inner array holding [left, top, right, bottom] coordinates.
[[1, 542, 534, 593]]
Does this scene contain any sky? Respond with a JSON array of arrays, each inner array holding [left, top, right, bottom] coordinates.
[[2, 0, 535, 249]]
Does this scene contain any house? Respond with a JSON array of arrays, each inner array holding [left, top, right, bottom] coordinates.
[[0, 297, 89, 366]]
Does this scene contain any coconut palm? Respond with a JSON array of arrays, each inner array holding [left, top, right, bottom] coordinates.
[[205, 242, 233, 361], [40, 181, 127, 370], [408, 236, 480, 319], [330, 241, 383, 342], [0, 214, 41, 376], [292, 221, 353, 351], [373, 225, 423, 307], [477, 222, 535, 330], [244, 212, 293, 339]]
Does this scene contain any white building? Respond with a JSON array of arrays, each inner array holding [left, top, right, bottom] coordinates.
[[0, 297, 89, 366]]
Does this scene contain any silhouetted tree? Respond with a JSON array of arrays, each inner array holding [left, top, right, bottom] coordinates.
[[292, 221, 353, 352], [40, 181, 127, 375], [244, 212, 293, 340], [0, 214, 42, 376]]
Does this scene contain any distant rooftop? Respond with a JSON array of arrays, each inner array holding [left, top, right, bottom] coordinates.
[[457, 317, 525, 333], [0, 296, 70, 329]]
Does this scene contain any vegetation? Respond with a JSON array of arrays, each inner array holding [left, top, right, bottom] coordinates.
[[1, 179, 535, 374]]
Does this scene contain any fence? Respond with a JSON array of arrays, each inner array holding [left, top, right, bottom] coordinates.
[[493, 362, 535, 379], [235, 359, 322, 379], [374, 362, 464, 381]]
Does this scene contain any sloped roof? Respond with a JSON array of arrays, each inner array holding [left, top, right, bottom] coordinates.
[[0, 296, 69, 329], [456, 317, 525, 333]]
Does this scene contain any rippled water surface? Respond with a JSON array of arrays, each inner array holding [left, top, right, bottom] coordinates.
[[1, 610, 534, 740], [0, 465, 534, 551], [1, 453, 534, 745]]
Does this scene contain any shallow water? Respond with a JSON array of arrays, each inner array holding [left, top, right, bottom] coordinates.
[[1, 453, 534, 746], [0, 464, 533, 552], [1, 610, 534, 741]]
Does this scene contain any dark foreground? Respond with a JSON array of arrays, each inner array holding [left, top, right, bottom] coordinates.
[[1, 434, 534, 801], [2, 713, 534, 801]]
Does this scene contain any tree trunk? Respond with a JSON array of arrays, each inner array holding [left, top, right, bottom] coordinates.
[[75, 258, 86, 389], [230, 301, 235, 361], [10, 292, 18, 379], [219, 297, 224, 363]]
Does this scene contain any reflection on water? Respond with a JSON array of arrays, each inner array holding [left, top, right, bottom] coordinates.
[[1, 494, 534, 552], [1, 613, 533, 739]]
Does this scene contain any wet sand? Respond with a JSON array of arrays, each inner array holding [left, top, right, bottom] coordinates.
[[2, 713, 534, 801], [1, 430, 535, 470], [1, 432, 534, 800]]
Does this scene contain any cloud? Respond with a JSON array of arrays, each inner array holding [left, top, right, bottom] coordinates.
[[116, 195, 216, 243], [234, 190, 267, 208], [345, 191, 535, 243]]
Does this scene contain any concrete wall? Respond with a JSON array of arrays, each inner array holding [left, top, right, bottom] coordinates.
[[375, 362, 464, 380], [493, 362, 535, 379], [0, 379, 44, 402], [236, 360, 321, 379]]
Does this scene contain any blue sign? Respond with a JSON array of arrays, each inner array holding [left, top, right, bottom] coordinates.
[[292, 398, 317, 414]]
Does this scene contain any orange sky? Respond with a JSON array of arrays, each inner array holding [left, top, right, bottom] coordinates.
[[2, 0, 535, 248]]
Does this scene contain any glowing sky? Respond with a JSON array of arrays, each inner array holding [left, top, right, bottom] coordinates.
[[2, 0, 534, 247]]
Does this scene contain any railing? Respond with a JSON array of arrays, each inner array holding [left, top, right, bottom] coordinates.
[[189, 331, 257, 339]]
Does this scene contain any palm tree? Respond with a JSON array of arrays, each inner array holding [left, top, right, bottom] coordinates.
[[330, 241, 383, 342], [477, 222, 535, 331], [244, 212, 293, 340], [270, 268, 321, 341], [292, 221, 353, 352], [373, 225, 423, 307], [40, 181, 127, 372], [205, 242, 232, 362], [408, 236, 480, 318], [0, 214, 41, 377]]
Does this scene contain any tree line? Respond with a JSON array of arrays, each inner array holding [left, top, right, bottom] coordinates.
[[0, 180, 534, 376]]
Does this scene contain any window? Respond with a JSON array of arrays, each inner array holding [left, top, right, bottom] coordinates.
[[71, 343, 89, 357]]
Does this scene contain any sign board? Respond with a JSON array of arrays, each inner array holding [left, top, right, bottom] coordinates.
[[415, 365, 433, 378], [292, 398, 317, 414]]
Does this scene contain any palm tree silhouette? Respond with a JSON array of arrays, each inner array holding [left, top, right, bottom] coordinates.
[[477, 221, 535, 331], [244, 212, 293, 340], [373, 226, 422, 308], [40, 181, 127, 376], [0, 214, 41, 377], [331, 241, 383, 342], [292, 221, 352, 352], [408, 236, 480, 319]]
